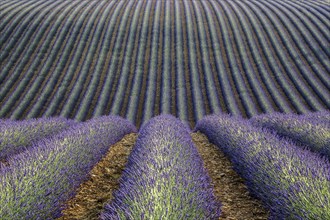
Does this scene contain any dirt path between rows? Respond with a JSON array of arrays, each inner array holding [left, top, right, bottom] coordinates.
[[58, 132, 269, 219], [192, 132, 269, 220], [58, 133, 138, 220]]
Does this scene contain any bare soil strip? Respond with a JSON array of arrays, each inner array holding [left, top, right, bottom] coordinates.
[[191, 132, 269, 220], [58, 132, 268, 220], [58, 133, 137, 220]]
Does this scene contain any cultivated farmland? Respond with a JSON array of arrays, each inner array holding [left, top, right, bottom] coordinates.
[[0, 0, 329, 219], [1, 0, 329, 127]]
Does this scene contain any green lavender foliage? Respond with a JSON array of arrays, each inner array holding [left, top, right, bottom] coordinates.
[[195, 114, 330, 219], [250, 112, 330, 159], [0, 116, 136, 220], [0, 117, 75, 160], [101, 115, 221, 220]]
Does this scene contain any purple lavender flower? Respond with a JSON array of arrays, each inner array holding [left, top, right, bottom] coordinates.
[[250, 111, 330, 159], [0, 117, 76, 160], [195, 114, 330, 219], [0, 115, 136, 219], [101, 115, 221, 220]]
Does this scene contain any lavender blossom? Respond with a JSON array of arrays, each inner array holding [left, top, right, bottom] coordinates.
[[304, 110, 330, 124], [0, 117, 76, 160], [101, 115, 221, 220], [0, 115, 136, 219], [250, 112, 330, 159], [195, 114, 330, 219]]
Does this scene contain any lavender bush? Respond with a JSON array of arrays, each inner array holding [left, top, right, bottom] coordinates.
[[304, 110, 330, 124], [250, 112, 330, 159], [0, 116, 136, 219], [101, 115, 221, 220], [195, 114, 330, 219], [0, 117, 76, 160]]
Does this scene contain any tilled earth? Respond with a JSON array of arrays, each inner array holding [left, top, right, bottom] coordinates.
[[58, 132, 269, 220], [192, 132, 269, 220]]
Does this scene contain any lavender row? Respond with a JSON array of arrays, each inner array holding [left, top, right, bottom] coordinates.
[[0, 117, 75, 160], [250, 112, 330, 159], [0, 116, 136, 219], [101, 115, 221, 219], [304, 110, 330, 124], [195, 114, 330, 219]]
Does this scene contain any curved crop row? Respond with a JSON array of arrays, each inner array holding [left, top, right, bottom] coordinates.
[[195, 114, 330, 219], [250, 112, 330, 159], [304, 110, 330, 123], [35, 1, 101, 118], [101, 115, 221, 219], [3, 1, 79, 119], [108, 1, 145, 117], [0, 0, 58, 93], [0, 116, 136, 219], [75, 1, 122, 121], [209, 0, 259, 117], [200, 1, 240, 116], [225, 1, 293, 113], [14, 0, 99, 117], [0, 0, 39, 36], [0, 117, 75, 160], [243, 1, 326, 111], [0, 0, 329, 127], [217, 1, 275, 114], [59, 1, 108, 118], [93, 0, 136, 118], [125, 0, 153, 123], [251, 0, 330, 106], [140, 0, 162, 124]]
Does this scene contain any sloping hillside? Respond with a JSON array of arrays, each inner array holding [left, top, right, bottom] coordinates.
[[0, 0, 329, 127]]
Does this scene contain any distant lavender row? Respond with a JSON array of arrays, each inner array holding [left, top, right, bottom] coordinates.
[[0, 116, 136, 219], [304, 110, 330, 124], [250, 111, 330, 159], [101, 115, 221, 220], [195, 114, 330, 219], [1, 0, 329, 126], [0, 117, 75, 160]]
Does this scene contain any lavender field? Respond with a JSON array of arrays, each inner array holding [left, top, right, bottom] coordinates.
[[0, 0, 329, 219], [1, 0, 329, 127]]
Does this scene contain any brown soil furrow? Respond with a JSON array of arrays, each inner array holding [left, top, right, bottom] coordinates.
[[135, 0, 156, 128], [153, 0, 165, 116], [187, 0, 211, 116], [84, 1, 121, 120], [204, 1, 247, 118], [216, 0, 262, 115], [224, 1, 278, 113], [196, 1, 227, 114], [179, 0, 196, 128], [57, 131, 270, 220], [1, 1, 58, 109], [52, 2, 101, 116], [19, 2, 77, 118], [170, 0, 177, 117], [104, 0, 139, 116], [192, 132, 269, 220], [231, 1, 295, 112], [67, 1, 113, 119], [119, 1, 147, 119], [90, 1, 130, 118], [58, 133, 137, 220]]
